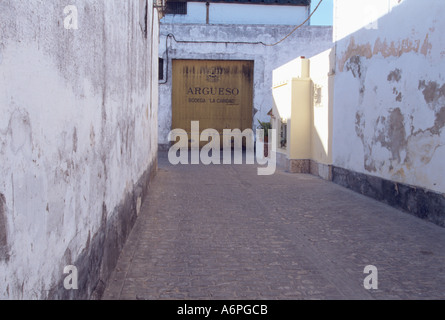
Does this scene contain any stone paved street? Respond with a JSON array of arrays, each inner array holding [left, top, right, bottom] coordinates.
[[102, 152, 445, 300]]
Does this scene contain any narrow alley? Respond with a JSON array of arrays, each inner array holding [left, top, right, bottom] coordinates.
[[2, 0, 445, 301], [102, 152, 445, 300]]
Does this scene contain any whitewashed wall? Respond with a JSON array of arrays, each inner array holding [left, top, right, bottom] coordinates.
[[332, 0, 445, 194], [158, 23, 333, 146], [162, 2, 310, 25], [0, 0, 159, 299]]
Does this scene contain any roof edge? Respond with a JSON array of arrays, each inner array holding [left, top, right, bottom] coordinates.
[[167, 0, 311, 6]]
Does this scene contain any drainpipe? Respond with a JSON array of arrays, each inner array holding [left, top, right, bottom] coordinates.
[[206, 2, 210, 24]]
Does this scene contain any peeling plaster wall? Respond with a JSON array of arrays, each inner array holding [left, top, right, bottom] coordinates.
[[158, 23, 333, 146], [0, 0, 158, 299], [333, 0, 445, 194]]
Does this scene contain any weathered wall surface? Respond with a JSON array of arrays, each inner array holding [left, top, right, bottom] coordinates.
[[158, 23, 333, 146], [332, 0, 445, 226], [333, 0, 445, 192], [0, 0, 158, 299]]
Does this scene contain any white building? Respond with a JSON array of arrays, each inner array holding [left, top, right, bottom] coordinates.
[[158, 0, 333, 149], [161, 0, 311, 25]]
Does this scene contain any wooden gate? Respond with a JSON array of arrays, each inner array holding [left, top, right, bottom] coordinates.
[[172, 59, 254, 146]]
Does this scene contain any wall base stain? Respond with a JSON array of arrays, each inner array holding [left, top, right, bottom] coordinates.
[[333, 166, 445, 228], [47, 156, 157, 300], [275, 152, 333, 181]]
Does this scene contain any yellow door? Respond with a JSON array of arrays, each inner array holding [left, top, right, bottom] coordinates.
[[172, 59, 254, 147]]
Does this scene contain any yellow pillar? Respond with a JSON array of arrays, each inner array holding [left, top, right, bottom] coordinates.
[[288, 60, 311, 161]]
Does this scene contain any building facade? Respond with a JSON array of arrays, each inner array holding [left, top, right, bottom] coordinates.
[[158, 0, 333, 149]]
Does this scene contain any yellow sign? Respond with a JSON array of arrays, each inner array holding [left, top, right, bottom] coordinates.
[[172, 60, 254, 139]]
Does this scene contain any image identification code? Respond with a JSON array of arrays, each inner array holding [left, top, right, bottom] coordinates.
[[177, 304, 268, 317]]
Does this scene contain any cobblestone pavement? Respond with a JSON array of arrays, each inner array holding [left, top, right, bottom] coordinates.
[[102, 152, 445, 300]]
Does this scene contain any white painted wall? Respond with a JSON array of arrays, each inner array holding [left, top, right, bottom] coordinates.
[[333, 0, 402, 42], [0, 0, 158, 299], [310, 49, 335, 165], [161, 2, 309, 25], [333, 0, 445, 193], [158, 23, 333, 146]]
